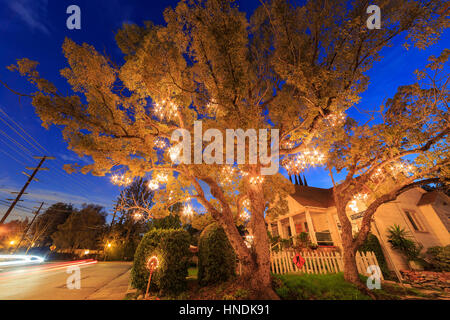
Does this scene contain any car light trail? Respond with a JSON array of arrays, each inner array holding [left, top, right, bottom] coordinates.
[[0, 254, 45, 267], [0, 259, 98, 280]]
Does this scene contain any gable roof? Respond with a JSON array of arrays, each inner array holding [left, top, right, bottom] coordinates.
[[290, 185, 335, 208], [417, 191, 439, 206]]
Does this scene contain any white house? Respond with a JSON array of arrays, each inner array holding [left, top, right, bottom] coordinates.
[[267, 179, 450, 274]]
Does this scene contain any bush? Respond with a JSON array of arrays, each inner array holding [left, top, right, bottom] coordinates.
[[387, 224, 423, 261], [131, 228, 191, 295], [358, 233, 391, 279], [426, 245, 450, 271], [273, 273, 370, 300], [198, 223, 236, 286]]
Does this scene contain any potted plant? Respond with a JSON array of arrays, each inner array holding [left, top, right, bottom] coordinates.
[[293, 232, 309, 251]]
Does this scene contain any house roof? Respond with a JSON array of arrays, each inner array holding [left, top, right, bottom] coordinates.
[[417, 191, 439, 206], [290, 185, 335, 208]]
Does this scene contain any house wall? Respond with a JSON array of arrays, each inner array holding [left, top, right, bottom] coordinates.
[[372, 188, 449, 271]]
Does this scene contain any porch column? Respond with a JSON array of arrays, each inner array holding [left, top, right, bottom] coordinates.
[[289, 215, 297, 244], [277, 220, 284, 238], [326, 211, 341, 247], [305, 209, 317, 244]]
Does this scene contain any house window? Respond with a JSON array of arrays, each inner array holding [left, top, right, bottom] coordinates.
[[271, 223, 279, 237], [404, 210, 426, 232]]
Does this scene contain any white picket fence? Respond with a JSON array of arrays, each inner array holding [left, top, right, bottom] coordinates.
[[270, 250, 383, 279]]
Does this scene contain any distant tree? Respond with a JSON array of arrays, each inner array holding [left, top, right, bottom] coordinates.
[[30, 203, 74, 247], [114, 178, 155, 256], [52, 204, 107, 251], [103, 178, 155, 259]]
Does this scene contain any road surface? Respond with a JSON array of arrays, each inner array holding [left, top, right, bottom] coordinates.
[[0, 260, 132, 300]]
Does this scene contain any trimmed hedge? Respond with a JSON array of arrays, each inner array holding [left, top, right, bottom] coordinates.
[[131, 228, 190, 295], [198, 223, 236, 286]]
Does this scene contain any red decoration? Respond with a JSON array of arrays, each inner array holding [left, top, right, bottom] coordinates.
[[292, 253, 305, 269]]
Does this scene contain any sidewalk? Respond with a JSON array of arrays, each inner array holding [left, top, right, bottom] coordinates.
[[86, 267, 132, 300]]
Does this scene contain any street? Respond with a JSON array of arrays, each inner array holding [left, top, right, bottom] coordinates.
[[0, 260, 132, 300]]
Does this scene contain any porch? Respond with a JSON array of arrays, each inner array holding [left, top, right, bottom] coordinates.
[[269, 209, 341, 248]]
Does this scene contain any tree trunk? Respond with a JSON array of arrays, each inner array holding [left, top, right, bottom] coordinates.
[[335, 200, 376, 299], [342, 239, 360, 284], [193, 176, 279, 299], [247, 185, 280, 300]]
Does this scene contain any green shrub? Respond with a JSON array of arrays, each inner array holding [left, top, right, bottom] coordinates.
[[273, 273, 370, 300], [387, 224, 423, 261], [131, 228, 190, 295], [358, 233, 391, 279], [198, 223, 236, 286], [426, 245, 450, 271]]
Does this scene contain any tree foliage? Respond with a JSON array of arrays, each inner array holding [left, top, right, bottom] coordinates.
[[30, 202, 74, 247], [51, 204, 107, 250]]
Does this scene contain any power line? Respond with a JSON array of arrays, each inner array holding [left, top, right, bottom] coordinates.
[[0, 108, 100, 194], [0, 123, 95, 198], [0, 107, 47, 153], [0, 148, 27, 166], [0, 200, 35, 212]]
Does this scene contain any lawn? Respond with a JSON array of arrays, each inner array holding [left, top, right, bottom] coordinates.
[[273, 273, 371, 300], [131, 267, 437, 300]]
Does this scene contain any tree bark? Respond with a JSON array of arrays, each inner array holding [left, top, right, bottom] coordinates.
[[193, 175, 279, 299], [334, 193, 377, 299], [247, 184, 280, 299]]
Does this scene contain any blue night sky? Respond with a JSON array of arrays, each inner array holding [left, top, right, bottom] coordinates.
[[0, 0, 448, 222]]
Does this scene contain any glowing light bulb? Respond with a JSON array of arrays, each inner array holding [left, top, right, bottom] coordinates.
[[183, 204, 194, 217], [148, 180, 159, 190]]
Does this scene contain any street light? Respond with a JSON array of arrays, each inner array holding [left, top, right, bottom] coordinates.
[[104, 242, 112, 261]]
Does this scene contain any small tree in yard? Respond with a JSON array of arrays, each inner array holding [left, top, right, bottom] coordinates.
[[111, 177, 155, 259], [325, 51, 449, 294], [5, 0, 447, 298]]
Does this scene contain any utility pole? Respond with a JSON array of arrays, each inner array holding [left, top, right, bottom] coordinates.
[[13, 202, 44, 254], [0, 156, 54, 224]]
